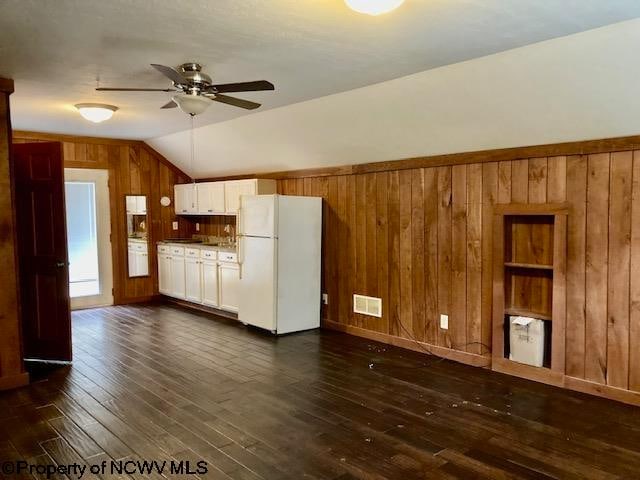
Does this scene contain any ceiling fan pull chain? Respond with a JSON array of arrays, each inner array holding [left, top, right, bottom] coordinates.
[[190, 114, 196, 208]]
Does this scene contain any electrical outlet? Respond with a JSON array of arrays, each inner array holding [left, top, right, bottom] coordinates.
[[322, 293, 328, 305], [195, 222, 200, 232], [172, 221, 178, 231], [440, 314, 449, 330]]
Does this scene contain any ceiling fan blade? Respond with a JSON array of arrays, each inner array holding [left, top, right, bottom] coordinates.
[[210, 80, 274, 93], [96, 87, 175, 92], [151, 64, 187, 84], [161, 100, 178, 109], [211, 94, 261, 110]]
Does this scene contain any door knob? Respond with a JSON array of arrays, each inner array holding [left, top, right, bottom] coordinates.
[[56, 261, 66, 268]]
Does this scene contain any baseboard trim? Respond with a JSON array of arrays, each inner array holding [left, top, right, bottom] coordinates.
[[322, 320, 491, 368], [163, 297, 239, 321], [0, 372, 29, 391], [564, 376, 640, 407], [115, 295, 158, 305]]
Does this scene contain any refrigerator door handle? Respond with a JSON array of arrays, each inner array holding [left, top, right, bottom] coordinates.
[[238, 235, 244, 280], [237, 205, 243, 236]]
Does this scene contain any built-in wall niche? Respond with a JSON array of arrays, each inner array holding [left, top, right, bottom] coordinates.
[[492, 205, 567, 386]]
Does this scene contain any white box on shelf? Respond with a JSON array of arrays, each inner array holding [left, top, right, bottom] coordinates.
[[509, 316, 545, 367]]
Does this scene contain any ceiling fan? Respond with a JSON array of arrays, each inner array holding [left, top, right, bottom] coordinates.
[[96, 63, 274, 115]]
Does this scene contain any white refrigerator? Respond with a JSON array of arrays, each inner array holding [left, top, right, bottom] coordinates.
[[237, 194, 322, 334]]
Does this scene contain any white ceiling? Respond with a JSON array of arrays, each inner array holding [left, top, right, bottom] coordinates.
[[148, 18, 640, 178], [3, 0, 640, 140]]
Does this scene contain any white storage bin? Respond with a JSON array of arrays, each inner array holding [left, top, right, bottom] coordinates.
[[509, 316, 545, 367]]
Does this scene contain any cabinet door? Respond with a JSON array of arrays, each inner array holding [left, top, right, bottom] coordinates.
[[158, 254, 171, 294], [136, 196, 147, 214], [219, 263, 240, 312], [135, 251, 149, 276], [175, 184, 197, 214], [224, 182, 240, 214], [224, 181, 253, 214], [197, 183, 225, 214], [128, 248, 137, 276], [170, 256, 186, 299], [238, 180, 257, 203], [202, 260, 218, 307], [174, 185, 186, 214], [185, 257, 202, 303], [126, 196, 137, 214]]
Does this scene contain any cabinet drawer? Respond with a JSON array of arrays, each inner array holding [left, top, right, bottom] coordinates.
[[170, 246, 185, 256], [185, 247, 200, 258], [130, 242, 147, 252], [158, 245, 170, 254], [218, 252, 237, 263], [201, 249, 217, 260]]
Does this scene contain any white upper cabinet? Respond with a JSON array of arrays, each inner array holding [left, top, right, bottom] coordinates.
[[174, 179, 276, 216], [225, 179, 277, 215], [136, 196, 147, 214], [126, 195, 147, 214], [197, 182, 225, 214], [174, 184, 197, 215]]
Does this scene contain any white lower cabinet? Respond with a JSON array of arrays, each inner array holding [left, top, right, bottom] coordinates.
[[158, 253, 171, 294], [202, 260, 219, 307], [219, 262, 240, 312], [158, 245, 237, 313], [185, 257, 202, 303], [170, 256, 186, 299]]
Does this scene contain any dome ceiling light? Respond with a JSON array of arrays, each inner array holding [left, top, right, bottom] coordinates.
[[74, 103, 118, 123], [172, 93, 211, 116], [345, 0, 405, 15]]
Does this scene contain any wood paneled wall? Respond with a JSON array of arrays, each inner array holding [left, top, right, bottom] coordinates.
[[0, 80, 29, 389], [278, 150, 640, 401], [13, 132, 192, 304], [190, 215, 236, 239]]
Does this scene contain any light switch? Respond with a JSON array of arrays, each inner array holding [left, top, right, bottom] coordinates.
[[172, 221, 178, 231], [440, 314, 449, 330]]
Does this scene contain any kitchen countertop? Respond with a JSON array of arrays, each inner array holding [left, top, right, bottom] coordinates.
[[157, 240, 237, 253]]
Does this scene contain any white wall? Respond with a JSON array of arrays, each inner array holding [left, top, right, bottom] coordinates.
[[148, 18, 640, 178]]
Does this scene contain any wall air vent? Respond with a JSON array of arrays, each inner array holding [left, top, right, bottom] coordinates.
[[353, 294, 382, 318]]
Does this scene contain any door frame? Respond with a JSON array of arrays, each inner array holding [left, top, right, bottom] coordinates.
[[64, 168, 113, 309]]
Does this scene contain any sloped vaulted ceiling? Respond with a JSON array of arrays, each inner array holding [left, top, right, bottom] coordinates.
[[3, 0, 640, 140], [148, 18, 640, 177]]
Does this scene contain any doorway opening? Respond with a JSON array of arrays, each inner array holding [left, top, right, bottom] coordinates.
[[64, 168, 113, 309]]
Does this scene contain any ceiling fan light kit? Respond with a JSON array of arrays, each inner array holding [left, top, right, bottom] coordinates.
[[74, 103, 118, 123], [172, 93, 211, 116], [345, 0, 405, 15], [96, 63, 275, 115]]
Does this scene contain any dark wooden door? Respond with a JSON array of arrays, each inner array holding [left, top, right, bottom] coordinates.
[[12, 142, 71, 362]]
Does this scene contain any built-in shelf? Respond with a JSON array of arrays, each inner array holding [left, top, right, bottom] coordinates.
[[504, 307, 552, 321], [504, 262, 553, 271], [492, 204, 568, 385]]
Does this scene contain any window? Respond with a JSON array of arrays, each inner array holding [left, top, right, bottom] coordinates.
[[65, 181, 100, 297]]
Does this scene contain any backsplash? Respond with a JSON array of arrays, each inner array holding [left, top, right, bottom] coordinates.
[[185, 215, 237, 241]]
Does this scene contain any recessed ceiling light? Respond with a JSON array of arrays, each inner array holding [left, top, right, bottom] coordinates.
[[345, 0, 405, 15], [75, 103, 118, 123]]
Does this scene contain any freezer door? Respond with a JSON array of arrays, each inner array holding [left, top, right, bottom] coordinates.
[[238, 194, 276, 238], [238, 236, 277, 331]]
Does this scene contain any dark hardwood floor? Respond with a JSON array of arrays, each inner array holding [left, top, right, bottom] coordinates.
[[2, 304, 640, 479]]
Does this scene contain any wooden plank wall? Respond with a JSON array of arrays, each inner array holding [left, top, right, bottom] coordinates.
[[13, 133, 192, 304], [279, 151, 640, 396], [0, 81, 29, 389], [191, 215, 237, 238]]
